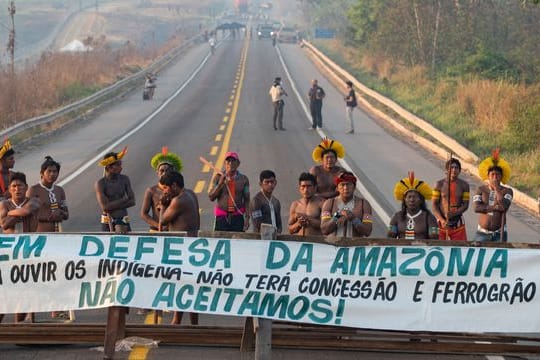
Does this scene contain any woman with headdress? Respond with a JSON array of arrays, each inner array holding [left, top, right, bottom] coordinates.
[[309, 138, 346, 199], [388, 172, 438, 240], [473, 149, 513, 242], [140, 147, 182, 231]]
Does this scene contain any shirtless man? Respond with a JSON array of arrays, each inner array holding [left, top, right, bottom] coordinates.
[[158, 171, 200, 325], [95, 148, 136, 232], [474, 154, 513, 242], [0, 139, 15, 201], [158, 171, 200, 236], [0, 172, 39, 323], [141, 147, 182, 231], [27, 156, 69, 232], [310, 138, 345, 199], [288, 172, 324, 236], [320, 172, 373, 238], [432, 158, 470, 240], [208, 151, 250, 232]]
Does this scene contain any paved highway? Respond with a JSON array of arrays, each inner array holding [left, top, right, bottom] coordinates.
[[3, 27, 540, 360]]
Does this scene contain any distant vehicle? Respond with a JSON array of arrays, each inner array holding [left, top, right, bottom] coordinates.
[[278, 26, 298, 43], [257, 24, 274, 39]]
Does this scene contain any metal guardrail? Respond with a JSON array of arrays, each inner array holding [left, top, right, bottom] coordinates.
[[301, 39, 540, 216], [0, 34, 203, 140]]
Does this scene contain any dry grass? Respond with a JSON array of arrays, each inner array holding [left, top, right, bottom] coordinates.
[[454, 79, 526, 134], [0, 34, 184, 128]]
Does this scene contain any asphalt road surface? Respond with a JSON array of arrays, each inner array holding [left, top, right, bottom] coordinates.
[[3, 21, 540, 360]]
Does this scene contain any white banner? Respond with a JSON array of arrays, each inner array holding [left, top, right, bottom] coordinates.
[[0, 233, 538, 332]]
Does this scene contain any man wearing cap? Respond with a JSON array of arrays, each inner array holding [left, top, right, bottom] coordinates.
[[320, 171, 373, 238], [310, 138, 346, 199], [95, 147, 136, 232], [0, 139, 15, 201], [209, 151, 250, 232], [141, 147, 182, 231], [473, 149, 513, 242], [269, 77, 288, 131]]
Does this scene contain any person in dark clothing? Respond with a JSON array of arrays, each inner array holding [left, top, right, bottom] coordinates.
[[308, 79, 325, 129]]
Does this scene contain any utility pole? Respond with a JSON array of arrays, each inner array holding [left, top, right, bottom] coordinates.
[[7, 1, 16, 123], [7, 1, 15, 78]]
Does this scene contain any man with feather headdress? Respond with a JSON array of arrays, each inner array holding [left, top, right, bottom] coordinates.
[[473, 149, 513, 242]]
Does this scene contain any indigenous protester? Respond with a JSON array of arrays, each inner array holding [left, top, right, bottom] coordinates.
[[208, 151, 250, 232], [388, 172, 438, 240], [473, 149, 513, 242], [27, 156, 69, 232], [95, 147, 136, 233], [288, 172, 324, 236], [141, 147, 182, 231], [431, 158, 470, 240], [308, 79, 326, 130], [268, 77, 288, 131], [158, 170, 200, 325], [251, 170, 282, 233], [344, 80, 357, 134], [0, 139, 15, 201], [310, 138, 346, 199], [0, 172, 39, 323], [27, 156, 71, 321], [321, 171, 373, 238]]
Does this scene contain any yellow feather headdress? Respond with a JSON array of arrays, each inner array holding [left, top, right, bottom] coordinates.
[[98, 146, 128, 167], [312, 138, 345, 162], [150, 146, 182, 172], [393, 171, 433, 201], [0, 138, 13, 159], [478, 148, 511, 184]]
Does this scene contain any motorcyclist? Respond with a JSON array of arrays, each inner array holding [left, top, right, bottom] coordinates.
[[143, 73, 157, 100]]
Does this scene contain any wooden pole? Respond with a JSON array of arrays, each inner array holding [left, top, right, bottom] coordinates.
[[255, 224, 276, 360]]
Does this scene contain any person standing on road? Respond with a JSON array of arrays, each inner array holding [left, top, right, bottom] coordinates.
[[344, 80, 358, 134], [269, 77, 288, 131], [141, 147, 182, 232], [309, 138, 346, 199], [0, 139, 15, 201], [473, 149, 513, 242], [208, 151, 251, 232], [388, 172, 438, 240], [431, 158, 470, 240], [95, 147, 136, 233], [251, 170, 282, 233], [288, 172, 324, 236], [158, 170, 201, 326], [320, 171, 373, 238], [308, 79, 325, 130]]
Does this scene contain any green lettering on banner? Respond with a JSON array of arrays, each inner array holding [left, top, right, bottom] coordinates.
[[108, 236, 129, 259], [377, 247, 397, 276], [162, 237, 184, 265], [292, 244, 313, 272], [79, 236, 104, 257], [79, 279, 134, 307], [152, 282, 176, 307], [189, 239, 231, 268], [134, 236, 158, 260], [308, 299, 333, 324], [486, 249, 508, 278], [193, 286, 212, 311], [223, 288, 243, 311], [265, 242, 290, 269], [0, 235, 47, 261], [259, 293, 288, 318], [237, 291, 261, 315]]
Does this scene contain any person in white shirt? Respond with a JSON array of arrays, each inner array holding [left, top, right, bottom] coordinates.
[[268, 77, 288, 131]]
